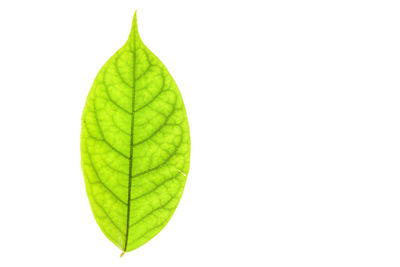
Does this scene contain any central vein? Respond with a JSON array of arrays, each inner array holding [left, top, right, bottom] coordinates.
[[124, 32, 136, 252]]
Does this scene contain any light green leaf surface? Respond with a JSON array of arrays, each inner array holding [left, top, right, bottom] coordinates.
[[81, 12, 190, 253]]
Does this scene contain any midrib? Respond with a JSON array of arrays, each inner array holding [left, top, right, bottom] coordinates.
[[124, 34, 136, 252]]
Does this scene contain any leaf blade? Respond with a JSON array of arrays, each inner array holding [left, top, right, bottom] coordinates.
[[81, 12, 190, 252]]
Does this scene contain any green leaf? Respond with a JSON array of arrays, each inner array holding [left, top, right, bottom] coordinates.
[[81, 11, 190, 253]]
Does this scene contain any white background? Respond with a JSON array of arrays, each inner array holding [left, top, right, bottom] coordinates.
[[0, 1, 399, 266]]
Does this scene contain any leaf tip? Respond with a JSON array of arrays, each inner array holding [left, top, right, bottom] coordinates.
[[132, 10, 138, 34], [128, 10, 141, 45]]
